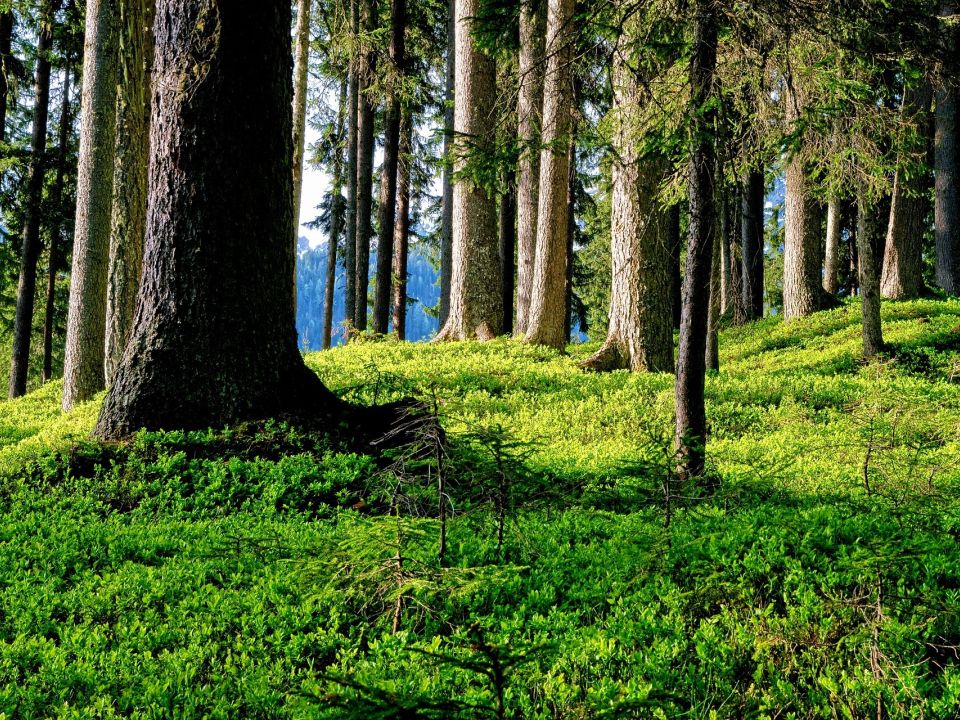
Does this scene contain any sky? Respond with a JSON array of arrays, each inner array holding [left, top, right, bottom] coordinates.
[[297, 124, 331, 249]]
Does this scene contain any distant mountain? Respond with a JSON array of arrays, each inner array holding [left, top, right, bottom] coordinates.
[[295, 239, 440, 349]]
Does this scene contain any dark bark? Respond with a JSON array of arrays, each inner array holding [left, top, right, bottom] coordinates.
[[323, 78, 349, 350], [857, 196, 884, 358], [935, 0, 960, 295], [392, 112, 412, 340], [728, 187, 746, 326], [705, 231, 720, 372], [669, 204, 682, 330], [439, 0, 454, 325], [8, 1, 54, 398], [291, 0, 312, 312], [0, 10, 13, 141], [499, 175, 516, 337], [353, 0, 377, 331], [674, 0, 717, 481], [95, 0, 344, 438], [741, 169, 764, 319], [344, 0, 359, 328]]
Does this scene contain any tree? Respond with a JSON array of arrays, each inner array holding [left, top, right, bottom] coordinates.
[[392, 110, 412, 339], [705, 232, 720, 371], [344, 0, 359, 328], [675, 0, 718, 482], [935, 0, 959, 295], [857, 195, 884, 357], [62, 0, 117, 409], [0, 8, 13, 140], [524, 0, 575, 348], [823, 198, 841, 295], [105, 0, 154, 382], [95, 0, 345, 438], [438, 0, 454, 326], [434, 0, 501, 341], [741, 169, 764, 319], [8, 0, 54, 399], [291, 0, 313, 308], [323, 78, 349, 350], [353, 0, 377, 330]]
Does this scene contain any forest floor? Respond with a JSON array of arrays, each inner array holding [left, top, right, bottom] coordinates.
[[1, 298, 960, 718]]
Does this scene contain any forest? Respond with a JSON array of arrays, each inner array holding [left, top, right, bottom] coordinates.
[[1, 0, 960, 716]]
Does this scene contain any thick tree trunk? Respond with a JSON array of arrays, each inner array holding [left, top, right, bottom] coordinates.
[[857, 196, 884, 358], [669, 204, 682, 330], [439, 0, 455, 325], [95, 0, 344, 438], [8, 1, 54, 398], [705, 232, 720, 371], [322, 78, 349, 350], [353, 0, 377, 330], [434, 0, 502, 340], [935, 0, 960, 295], [514, 0, 545, 336], [823, 198, 842, 295], [582, 47, 672, 373], [524, 0, 574, 348], [0, 10, 13, 141], [741, 169, 764, 319], [291, 0, 312, 310], [62, 0, 118, 409], [675, 0, 717, 481], [344, 0, 359, 328], [43, 60, 75, 383], [392, 111, 412, 340], [372, 0, 406, 334], [105, 0, 154, 383]]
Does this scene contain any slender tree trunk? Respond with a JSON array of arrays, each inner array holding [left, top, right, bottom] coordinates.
[[344, 0, 359, 328], [62, 0, 118, 409], [935, 0, 960, 295], [669, 204, 682, 330], [582, 44, 672, 373], [0, 10, 13, 141], [43, 60, 74, 383], [514, 0, 545, 336], [372, 0, 406, 334], [720, 189, 732, 315], [392, 111, 412, 340], [438, 0, 455, 325], [434, 0, 501, 340], [524, 0, 575, 348], [291, 0, 313, 310], [675, 0, 717, 481], [857, 196, 884, 358], [564, 129, 576, 339], [95, 0, 347, 438], [848, 206, 860, 295], [499, 174, 516, 337], [8, 1, 54, 398], [105, 0, 154, 384], [741, 168, 764, 319], [823, 198, 842, 295], [323, 78, 349, 350], [353, 0, 377, 330], [705, 232, 720, 371]]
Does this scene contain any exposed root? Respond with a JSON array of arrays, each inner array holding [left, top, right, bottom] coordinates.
[[579, 341, 628, 372]]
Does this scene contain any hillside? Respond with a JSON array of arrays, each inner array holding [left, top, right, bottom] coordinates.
[[1, 299, 959, 717]]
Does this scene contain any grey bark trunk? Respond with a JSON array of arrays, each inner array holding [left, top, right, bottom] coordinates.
[[823, 198, 841, 295], [438, 0, 454, 325], [669, 204, 682, 329], [741, 169, 764, 319], [0, 11, 12, 141], [857, 196, 884, 358], [344, 0, 359, 328], [935, 0, 960, 294], [291, 0, 313, 309], [353, 0, 377, 331], [705, 230, 720, 371], [392, 112, 412, 340], [322, 78, 349, 350]]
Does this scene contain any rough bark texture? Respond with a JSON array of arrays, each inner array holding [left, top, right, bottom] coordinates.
[[783, 142, 824, 317], [705, 231, 720, 372], [741, 169, 764, 319], [322, 78, 348, 350], [43, 61, 74, 383], [8, 0, 54, 398], [291, 0, 312, 308], [563, 129, 576, 339], [524, 0, 574, 348], [719, 190, 732, 315], [372, 0, 406, 334], [434, 0, 502, 341], [936, 0, 960, 295], [728, 189, 746, 326], [514, 0, 545, 336], [392, 112, 412, 340], [499, 177, 517, 337], [95, 0, 342, 438], [582, 49, 672, 373], [353, 0, 377, 330], [438, 0, 454, 325], [0, 10, 13, 140], [344, 0, 359, 328], [823, 198, 842, 295], [669, 204, 682, 330], [105, 0, 154, 383], [857, 196, 884, 358], [674, 0, 717, 481]]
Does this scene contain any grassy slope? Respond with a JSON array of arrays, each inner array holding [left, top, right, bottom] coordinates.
[[1, 298, 959, 718]]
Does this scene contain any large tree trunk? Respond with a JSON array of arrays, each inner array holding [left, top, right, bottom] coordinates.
[[936, 0, 960, 295], [524, 0, 574, 348], [95, 0, 345, 438], [392, 111, 412, 340], [674, 0, 717, 481], [434, 0, 501, 340], [438, 0, 455, 326], [8, 1, 54, 399], [43, 60, 75, 383], [372, 0, 406, 334], [0, 10, 13, 141], [857, 196, 884, 358], [62, 0, 118, 409], [343, 0, 359, 329], [823, 198, 842, 295], [353, 0, 377, 330], [582, 46, 672, 373], [514, 0, 545, 336], [322, 78, 349, 350], [291, 0, 312, 310], [669, 204, 682, 330], [105, 0, 154, 383], [741, 168, 764, 319]]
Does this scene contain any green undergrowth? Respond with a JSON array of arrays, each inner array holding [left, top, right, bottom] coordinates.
[[1, 298, 959, 718]]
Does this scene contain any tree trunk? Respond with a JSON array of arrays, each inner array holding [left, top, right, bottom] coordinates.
[[564, 129, 576, 339], [705, 231, 720, 371], [372, 0, 406, 334], [857, 196, 884, 358], [291, 0, 312, 310], [582, 45, 672, 373], [353, 0, 377, 330], [8, 0, 54, 398], [524, 0, 574, 348], [105, 0, 154, 384], [43, 60, 75, 383], [322, 78, 349, 350], [499, 174, 516, 337], [0, 10, 13, 141], [434, 0, 501, 341], [823, 198, 842, 295], [95, 0, 345, 438], [392, 111, 412, 340], [720, 189, 732, 315], [674, 0, 717, 481], [514, 0, 545, 336], [741, 168, 764, 319], [848, 206, 860, 295], [935, 0, 960, 295], [669, 204, 682, 330], [728, 187, 746, 326], [438, 0, 455, 325], [344, 0, 359, 329]]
